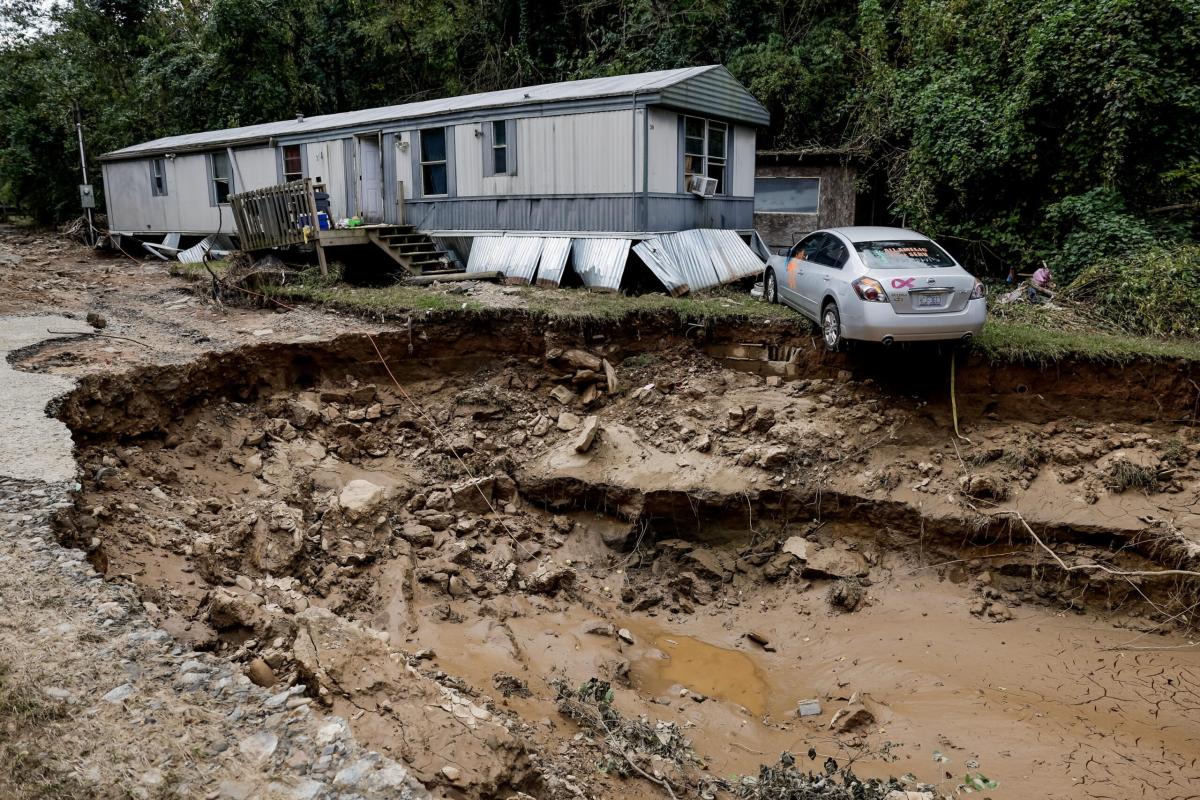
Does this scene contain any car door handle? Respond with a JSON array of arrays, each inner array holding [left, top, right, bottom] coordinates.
[[823, 275, 830, 281]]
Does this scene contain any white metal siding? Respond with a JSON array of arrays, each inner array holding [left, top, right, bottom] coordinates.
[[397, 132, 414, 200], [453, 109, 636, 198], [732, 125, 756, 198], [647, 108, 678, 193], [105, 147, 277, 234], [304, 139, 348, 219]]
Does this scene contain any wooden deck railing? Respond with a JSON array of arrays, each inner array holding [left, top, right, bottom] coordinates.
[[229, 179, 321, 251]]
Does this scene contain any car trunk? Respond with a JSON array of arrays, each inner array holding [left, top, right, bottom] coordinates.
[[883, 268, 975, 314]]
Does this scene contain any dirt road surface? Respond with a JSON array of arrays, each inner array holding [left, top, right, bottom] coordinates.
[[2, 226, 1199, 800]]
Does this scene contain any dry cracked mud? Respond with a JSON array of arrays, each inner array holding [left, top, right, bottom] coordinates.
[[4, 227, 1200, 800]]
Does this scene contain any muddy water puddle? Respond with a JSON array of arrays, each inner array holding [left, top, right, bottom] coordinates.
[[625, 624, 773, 716]]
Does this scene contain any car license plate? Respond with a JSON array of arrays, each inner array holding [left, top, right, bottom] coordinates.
[[915, 294, 943, 308]]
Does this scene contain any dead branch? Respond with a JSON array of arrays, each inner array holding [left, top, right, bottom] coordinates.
[[988, 508, 1200, 581]]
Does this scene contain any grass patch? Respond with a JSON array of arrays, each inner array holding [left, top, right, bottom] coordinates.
[[167, 259, 229, 279], [516, 285, 801, 323], [274, 282, 486, 313], [975, 318, 1200, 364], [0, 661, 90, 800], [1104, 459, 1160, 493]]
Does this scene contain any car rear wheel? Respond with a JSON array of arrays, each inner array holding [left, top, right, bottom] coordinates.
[[764, 269, 778, 304], [821, 303, 843, 351]]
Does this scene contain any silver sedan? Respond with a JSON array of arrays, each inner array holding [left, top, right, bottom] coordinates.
[[764, 226, 987, 349]]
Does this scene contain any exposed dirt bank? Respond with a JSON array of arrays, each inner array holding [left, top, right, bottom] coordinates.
[[53, 315, 1200, 799]]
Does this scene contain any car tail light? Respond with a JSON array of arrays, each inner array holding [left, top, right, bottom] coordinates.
[[852, 277, 889, 302], [970, 280, 985, 300]]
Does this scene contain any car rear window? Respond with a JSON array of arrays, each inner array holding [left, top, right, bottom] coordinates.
[[854, 240, 955, 268]]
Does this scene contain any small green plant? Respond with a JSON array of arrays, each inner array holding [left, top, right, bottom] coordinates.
[[1066, 244, 1200, 339], [1104, 459, 1159, 493]]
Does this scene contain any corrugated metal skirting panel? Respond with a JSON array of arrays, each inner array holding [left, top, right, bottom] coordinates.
[[572, 238, 632, 292], [632, 239, 688, 296], [536, 238, 572, 287], [634, 229, 764, 294], [465, 235, 545, 284]]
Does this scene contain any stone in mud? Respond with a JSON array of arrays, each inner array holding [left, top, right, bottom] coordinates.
[[584, 620, 615, 637], [757, 446, 789, 469], [286, 398, 322, 430], [959, 473, 1007, 500], [250, 502, 305, 573], [247, 658, 277, 688], [802, 547, 868, 580], [449, 478, 493, 513], [526, 561, 576, 595], [557, 411, 581, 431], [572, 369, 602, 385], [602, 358, 620, 394], [531, 415, 552, 436], [550, 385, 576, 406], [829, 698, 875, 732], [763, 552, 797, 581], [560, 349, 602, 372], [682, 548, 733, 582], [781, 536, 809, 561], [337, 479, 390, 520], [574, 415, 600, 453], [398, 522, 435, 547], [828, 578, 865, 611]]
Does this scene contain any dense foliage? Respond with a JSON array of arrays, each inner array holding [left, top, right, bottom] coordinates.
[[1, 0, 1197, 277], [1066, 244, 1200, 339]]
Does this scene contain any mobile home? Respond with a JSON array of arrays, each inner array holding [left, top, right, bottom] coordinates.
[[100, 65, 770, 292]]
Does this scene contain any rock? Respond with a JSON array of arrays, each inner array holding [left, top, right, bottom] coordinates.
[[682, 548, 733, 582], [602, 359, 620, 394], [101, 683, 135, 704], [780, 536, 809, 561], [745, 631, 775, 651], [828, 578, 865, 611], [617, 628, 635, 645], [574, 415, 600, 452], [337, 479, 390, 520], [235, 574, 254, 592], [959, 473, 1007, 500], [531, 415, 552, 437], [584, 621, 615, 637], [829, 700, 874, 733], [763, 552, 797, 581], [885, 792, 934, 800], [757, 446, 789, 469], [86, 311, 107, 329], [247, 658, 277, 688], [526, 561, 576, 595], [802, 547, 868, 579], [441, 765, 462, 782], [449, 475, 499, 513], [557, 412, 581, 431], [550, 385, 576, 406], [238, 731, 279, 764], [560, 349, 602, 372]]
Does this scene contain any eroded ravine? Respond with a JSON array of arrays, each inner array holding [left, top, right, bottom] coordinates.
[[49, 318, 1200, 799]]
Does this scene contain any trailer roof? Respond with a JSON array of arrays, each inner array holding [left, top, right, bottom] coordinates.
[[103, 65, 769, 160]]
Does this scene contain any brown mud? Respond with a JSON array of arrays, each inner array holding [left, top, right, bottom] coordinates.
[[48, 313, 1200, 799]]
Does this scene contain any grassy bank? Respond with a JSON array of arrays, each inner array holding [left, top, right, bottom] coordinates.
[[171, 264, 1200, 365]]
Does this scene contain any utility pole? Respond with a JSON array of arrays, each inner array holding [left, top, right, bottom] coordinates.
[[73, 102, 95, 246]]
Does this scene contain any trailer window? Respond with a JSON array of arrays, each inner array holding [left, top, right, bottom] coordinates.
[[683, 116, 727, 193], [210, 152, 233, 204], [420, 128, 448, 196], [150, 158, 167, 197], [282, 145, 303, 182], [754, 177, 819, 213], [491, 121, 507, 174]]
